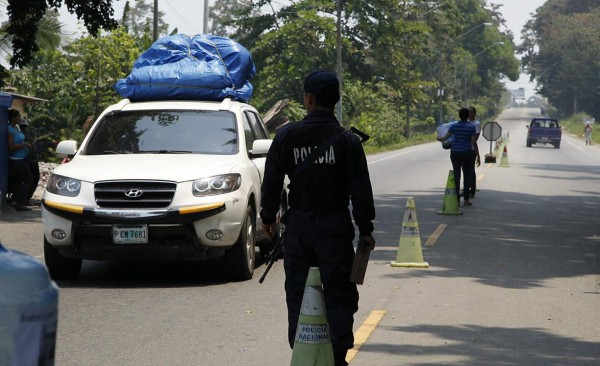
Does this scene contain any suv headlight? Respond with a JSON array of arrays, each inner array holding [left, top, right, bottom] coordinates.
[[193, 174, 241, 197], [47, 174, 81, 197]]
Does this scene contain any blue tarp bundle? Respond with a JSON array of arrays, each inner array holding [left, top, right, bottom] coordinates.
[[114, 34, 256, 102]]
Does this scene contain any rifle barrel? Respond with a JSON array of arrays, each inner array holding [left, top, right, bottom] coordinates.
[[258, 235, 285, 284]]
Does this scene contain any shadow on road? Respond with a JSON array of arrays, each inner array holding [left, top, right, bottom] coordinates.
[[56, 257, 235, 289], [361, 323, 599, 365], [369, 187, 600, 290]]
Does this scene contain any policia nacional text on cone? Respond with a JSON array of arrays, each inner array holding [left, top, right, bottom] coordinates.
[[290, 267, 335, 366]]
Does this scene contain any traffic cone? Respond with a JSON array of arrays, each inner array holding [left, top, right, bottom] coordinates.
[[290, 267, 334, 366], [437, 170, 463, 215], [391, 197, 429, 268], [499, 146, 510, 167], [494, 141, 504, 158]]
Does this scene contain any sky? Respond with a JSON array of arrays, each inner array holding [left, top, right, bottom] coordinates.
[[58, 0, 548, 97]]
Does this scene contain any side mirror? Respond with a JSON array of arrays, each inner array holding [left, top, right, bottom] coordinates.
[[250, 139, 272, 158], [526, 125, 530, 129], [55, 140, 78, 158]]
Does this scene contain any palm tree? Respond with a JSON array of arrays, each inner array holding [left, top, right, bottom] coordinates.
[[0, 9, 63, 54], [0, 3, 63, 86]]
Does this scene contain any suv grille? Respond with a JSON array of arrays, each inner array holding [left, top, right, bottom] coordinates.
[[95, 181, 177, 209]]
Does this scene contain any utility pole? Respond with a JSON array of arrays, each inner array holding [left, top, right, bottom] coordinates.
[[463, 57, 467, 107], [335, 0, 343, 124], [438, 53, 444, 124], [153, 0, 159, 41], [203, 0, 209, 34]]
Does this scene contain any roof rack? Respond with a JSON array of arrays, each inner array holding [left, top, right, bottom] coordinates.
[[219, 98, 234, 111]]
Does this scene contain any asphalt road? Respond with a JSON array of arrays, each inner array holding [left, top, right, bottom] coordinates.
[[1, 107, 599, 365]]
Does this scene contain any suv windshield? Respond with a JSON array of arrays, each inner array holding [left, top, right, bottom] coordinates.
[[83, 110, 238, 155]]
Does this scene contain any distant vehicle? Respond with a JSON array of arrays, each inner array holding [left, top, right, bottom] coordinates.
[[526, 118, 562, 149]]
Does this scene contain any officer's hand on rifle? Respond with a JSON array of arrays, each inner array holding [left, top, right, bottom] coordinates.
[[360, 234, 376, 250], [262, 222, 276, 241]]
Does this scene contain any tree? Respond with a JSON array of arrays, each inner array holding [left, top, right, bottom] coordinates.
[[119, 0, 174, 51], [10, 28, 140, 147], [209, 0, 259, 37], [250, 6, 339, 112], [205, 0, 517, 142], [1, 0, 118, 87], [520, 0, 600, 117], [0, 8, 64, 83], [120, 0, 169, 39]]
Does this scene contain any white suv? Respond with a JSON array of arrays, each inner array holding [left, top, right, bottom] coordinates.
[[42, 98, 280, 281]]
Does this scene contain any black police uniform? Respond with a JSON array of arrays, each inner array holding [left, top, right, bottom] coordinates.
[[260, 109, 375, 365]]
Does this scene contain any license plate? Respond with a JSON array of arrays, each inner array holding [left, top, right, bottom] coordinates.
[[541, 137, 549, 142], [112, 225, 148, 244]]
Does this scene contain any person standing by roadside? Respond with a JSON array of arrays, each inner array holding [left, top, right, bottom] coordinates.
[[468, 106, 481, 198], [260, 70, 376, 366], [437, 107, 477, 206], [7, 109, 33, 211], [584, 122, 593, 145], [18, 118, 40, 204]]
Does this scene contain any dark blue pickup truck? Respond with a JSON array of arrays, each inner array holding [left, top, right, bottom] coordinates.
[[526, 118, 562, 149]]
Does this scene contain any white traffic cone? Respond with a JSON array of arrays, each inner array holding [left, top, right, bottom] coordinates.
[[290, 267, 334, 366]]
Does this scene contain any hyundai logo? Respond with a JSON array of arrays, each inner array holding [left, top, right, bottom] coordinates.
[[124, 189, 143, 198]]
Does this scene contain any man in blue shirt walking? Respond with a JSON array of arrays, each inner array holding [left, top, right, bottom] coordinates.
[[437, 108, 477, 206]]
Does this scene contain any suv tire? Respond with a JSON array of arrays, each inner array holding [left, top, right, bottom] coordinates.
[[224, 206, 255, 280], [44, 237, 82, 280]]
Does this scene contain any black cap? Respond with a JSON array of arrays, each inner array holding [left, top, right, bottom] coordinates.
[[303, 70, 340, 106]]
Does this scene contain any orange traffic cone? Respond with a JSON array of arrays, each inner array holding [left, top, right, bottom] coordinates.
[[391, 197, 429, 268], [499, 146, 509, 167], [437, 170, 462, 215], [290, 267, 334, 366]]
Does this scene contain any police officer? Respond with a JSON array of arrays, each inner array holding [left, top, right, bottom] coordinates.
[[260, 70, 376, 366]]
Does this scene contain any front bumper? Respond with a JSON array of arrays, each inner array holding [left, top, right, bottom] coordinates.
[[43, 199, 225, 225], [42, 198, 244, 260]]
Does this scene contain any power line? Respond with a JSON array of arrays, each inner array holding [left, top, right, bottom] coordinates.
[[163, 0, 202, 34]]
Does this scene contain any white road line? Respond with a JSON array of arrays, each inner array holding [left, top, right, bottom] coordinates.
[[368, 145, 431, 165], [567, 139, 585, 153]]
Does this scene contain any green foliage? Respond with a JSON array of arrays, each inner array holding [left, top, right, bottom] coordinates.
[[560, 113, 597, 145], [10, 28, 140, 160], [250, 9, 338, 112], [119, 0, 170, 41], [520, 1, 600, 119], [284, 100, 306, 123], [7, 0, 521, 157], [5, 0, 117, 68]]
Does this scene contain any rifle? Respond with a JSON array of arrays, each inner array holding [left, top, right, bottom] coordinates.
[[350, 126, 370, 143], [258, 232, 285, 284]]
